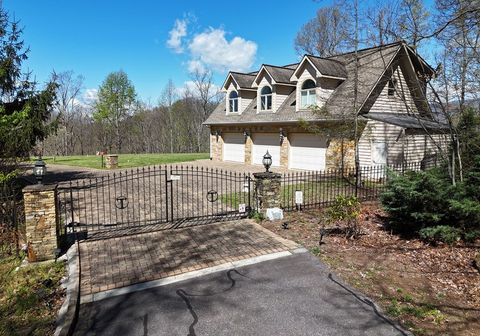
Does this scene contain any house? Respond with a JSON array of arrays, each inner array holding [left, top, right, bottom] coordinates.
[[203, 41, 449, 171]]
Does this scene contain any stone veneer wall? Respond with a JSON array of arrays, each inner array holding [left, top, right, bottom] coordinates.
[[280, 135, 289, 168], [23, 184, 59, 262], [244, 135, 253, 164], [326, 139, 356, 170], [210, 133, 223, 161], [253, 172, 282, 212]]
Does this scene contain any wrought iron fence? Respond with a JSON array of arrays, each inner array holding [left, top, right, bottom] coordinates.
[[58, 165, 252, 238], [0, 181, 25, 254], [281, 162, 434, 211]]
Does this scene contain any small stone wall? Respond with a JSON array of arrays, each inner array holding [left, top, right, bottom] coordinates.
[[23, 184, 59, 262], [326, 139, 355, 170], [280, 135, 289, 168], [105, 154, 119, 169]]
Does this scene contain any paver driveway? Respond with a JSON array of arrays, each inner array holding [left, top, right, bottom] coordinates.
[[79, 219, 298, 298]]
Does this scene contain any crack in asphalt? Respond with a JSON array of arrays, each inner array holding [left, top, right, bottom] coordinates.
[[176, 270, 249, 336]]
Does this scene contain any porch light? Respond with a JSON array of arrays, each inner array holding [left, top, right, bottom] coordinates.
[[243, 130, 250, 141], [215, 130, 222, 141], [279, 128, 285, 144], [262, 151, 272, 173], [33, 157, 47, 184]]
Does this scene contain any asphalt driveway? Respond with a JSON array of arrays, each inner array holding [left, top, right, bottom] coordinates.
[[73, 252, 409, 336]]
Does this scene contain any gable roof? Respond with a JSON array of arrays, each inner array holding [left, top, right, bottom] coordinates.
[[205, 41, 439, 126], [253, 64, 297, 86], [222, 72, 256, 91]]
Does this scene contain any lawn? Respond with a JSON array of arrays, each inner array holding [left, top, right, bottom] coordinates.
[[39, 153, 210, 169], [220, 180, 356, 209], [0, 253, 65, 336]]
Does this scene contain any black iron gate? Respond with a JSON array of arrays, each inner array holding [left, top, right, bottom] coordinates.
[[58, 166, 252, 238]]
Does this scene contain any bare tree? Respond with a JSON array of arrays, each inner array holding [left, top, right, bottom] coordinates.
[[397, 0, 431, 50], [366, 2, 400, 46], [294, 5, 351, 57]]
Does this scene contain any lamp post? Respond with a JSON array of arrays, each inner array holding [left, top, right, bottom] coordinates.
[[262, 151, 272, 173], [33, 157, 47, 184]]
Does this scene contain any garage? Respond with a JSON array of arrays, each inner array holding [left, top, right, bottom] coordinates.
[[223, 133, 245, 163], [289, 133, 327, 171], [252, 134, 281, 166]]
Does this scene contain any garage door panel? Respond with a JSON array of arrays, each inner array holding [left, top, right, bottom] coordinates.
[[252, 134, 280, 166], [223, 133, 245, 163], [289, 134, 327, 171]]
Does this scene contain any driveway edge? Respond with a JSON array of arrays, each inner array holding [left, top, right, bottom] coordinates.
[[316, 254, 414, 336], [81, 249, 299, 304], [54, 242, 81, 336]]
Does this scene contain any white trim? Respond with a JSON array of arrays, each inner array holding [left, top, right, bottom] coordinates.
[[252, 66, 277, 88]]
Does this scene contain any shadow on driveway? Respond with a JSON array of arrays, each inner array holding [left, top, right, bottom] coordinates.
[[74, 252, 410, 336]]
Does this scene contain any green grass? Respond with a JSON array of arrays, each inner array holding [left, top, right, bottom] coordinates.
[[220, 180, 352, 208], [38, 153, 210, 169], [0, 253, 66, 336]]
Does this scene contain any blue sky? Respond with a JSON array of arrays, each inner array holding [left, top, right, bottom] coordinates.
[[4, 0, 326, 102]]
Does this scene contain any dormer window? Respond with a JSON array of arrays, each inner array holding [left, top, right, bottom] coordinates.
[[228, 91, 239, 112], [260, 86, 272, 111], [300, 79, 316, 108]]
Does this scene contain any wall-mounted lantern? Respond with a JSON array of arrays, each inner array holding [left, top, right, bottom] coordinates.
[[279, 128, 285, 145], [215, 129, 222, 142], [243, 130, 250, 141]]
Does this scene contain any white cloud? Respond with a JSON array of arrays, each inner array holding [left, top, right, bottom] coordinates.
[[187, 59, 206, 73], [176, 80, 221, 98], [82, 88, 98, 106], [166, 19, 188, 53], [188, 28, 257, 73]]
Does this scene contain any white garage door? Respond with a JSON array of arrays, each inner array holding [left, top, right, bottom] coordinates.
[[289, 133, 327, 171], [223, 133, 245, 163], [252, 134, 281, 166]]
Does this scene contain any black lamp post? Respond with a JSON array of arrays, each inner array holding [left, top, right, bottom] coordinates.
[[33, 157, 47, 184], [262, 151, 272, 173]]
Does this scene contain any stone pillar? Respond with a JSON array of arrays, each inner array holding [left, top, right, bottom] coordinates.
[[253, 172, 282, 213], [23, 184, 59, 262], [105, 154, 119, 169], [280, 135, 289, 168], [245, 135, 253, 164]]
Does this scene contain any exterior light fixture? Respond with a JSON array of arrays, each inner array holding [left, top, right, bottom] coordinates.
[[262, 151, 272, 173], [279, 128, 285, 144], [215, 130, 222, 142], [33, 156, 47, 184], [243, 130, 250, 141]]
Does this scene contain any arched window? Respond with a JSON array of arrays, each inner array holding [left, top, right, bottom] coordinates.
[[260, 86, 272, 110], [229, 91, 239, 112], [300, 79, 316, 108]]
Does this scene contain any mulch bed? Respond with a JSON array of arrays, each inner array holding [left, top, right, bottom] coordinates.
[[261, 201, 480, 336]]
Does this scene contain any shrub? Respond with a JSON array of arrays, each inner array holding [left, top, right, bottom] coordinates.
[[380, 169, 452, 233], [418, 225, 461, 245], [324, 195, 361, 238]]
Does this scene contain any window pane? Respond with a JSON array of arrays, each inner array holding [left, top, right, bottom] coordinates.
[[261, 86, 272, 95], [261, 96, 266, 110], [301, 91, 308, 108], [229, 99, 234, 112], [234, 99, 238, 112], [308, 90, 316, 105], [267, 95, 272, 110]]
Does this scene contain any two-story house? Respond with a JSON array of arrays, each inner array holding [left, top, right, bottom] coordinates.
[[204, 41, 449, 171]]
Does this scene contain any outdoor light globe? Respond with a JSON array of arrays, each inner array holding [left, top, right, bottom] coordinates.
[[262, 151, 272, 173], [33, 157, 47, 184]]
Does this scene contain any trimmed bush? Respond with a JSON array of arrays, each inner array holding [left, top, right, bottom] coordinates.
[[418, 225, 461, 245]]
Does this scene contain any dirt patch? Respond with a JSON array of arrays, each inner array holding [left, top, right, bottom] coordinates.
[[261, 202, 480, 336]]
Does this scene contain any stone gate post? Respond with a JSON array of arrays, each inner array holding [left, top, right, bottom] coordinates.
[[22, 184, 59, 262], [253, 172, 282, 213]]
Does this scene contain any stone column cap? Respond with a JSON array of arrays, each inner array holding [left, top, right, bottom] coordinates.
[[253, 172, 282, 179], [23, 183, 58, 193]]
